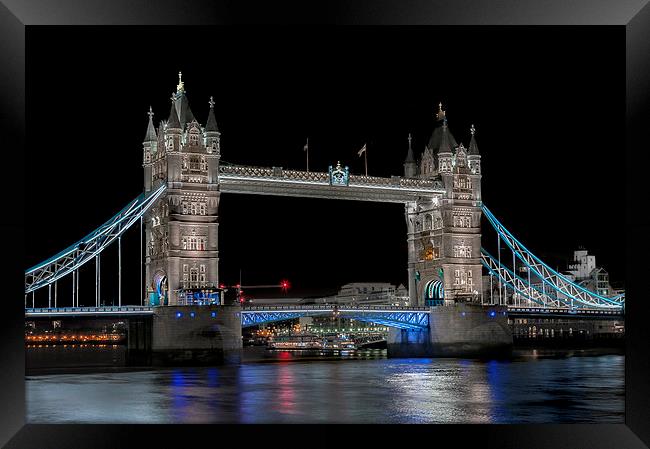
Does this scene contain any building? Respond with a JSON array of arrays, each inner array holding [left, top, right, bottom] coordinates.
[[140, 76, 482, 308], [565, 249, 617, 297], [143, 73, 221, 306], [315, 282, 410, 306]]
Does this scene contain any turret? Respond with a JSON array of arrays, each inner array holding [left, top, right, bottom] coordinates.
[[403, 133, 417, 178], [437, 115, 454, 175], [467, 124, 482, 202], [143, 106, 157, 192], [467, 124, 481, 175], [204, 96, 221, 158], [165, 94, 182, 152]]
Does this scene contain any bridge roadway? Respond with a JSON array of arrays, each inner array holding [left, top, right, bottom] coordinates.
[[218, 165, 445, 203], [25, 305, 623, 327]]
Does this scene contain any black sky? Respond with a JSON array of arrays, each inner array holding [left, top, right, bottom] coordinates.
[[25, 26, 624, 305]]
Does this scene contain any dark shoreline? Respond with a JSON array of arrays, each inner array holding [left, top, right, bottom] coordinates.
[[24, 345, 625, 377]]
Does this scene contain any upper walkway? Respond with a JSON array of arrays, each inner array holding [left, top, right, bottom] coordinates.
[[218, 165, 445, 203]]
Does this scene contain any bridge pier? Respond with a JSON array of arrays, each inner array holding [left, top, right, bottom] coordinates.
[[387, 304, 512, 358], [127, 315, 153, 366], [151, 305, 242, 365]]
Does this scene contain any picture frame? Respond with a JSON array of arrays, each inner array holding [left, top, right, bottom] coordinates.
[[1, 0, 649, 447]]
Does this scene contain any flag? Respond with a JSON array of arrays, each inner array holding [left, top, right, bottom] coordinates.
[[357, 143, 367, 157], [303, 138, 309, 152]]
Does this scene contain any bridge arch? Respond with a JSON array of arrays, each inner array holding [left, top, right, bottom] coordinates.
[[423, 279, 444, 306]]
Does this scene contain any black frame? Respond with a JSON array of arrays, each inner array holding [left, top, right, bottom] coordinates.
[[1, 1, 649, 448]]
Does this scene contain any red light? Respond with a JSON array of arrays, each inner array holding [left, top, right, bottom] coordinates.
[[219, 284, 225, 289], [280, 280, 290, 291]]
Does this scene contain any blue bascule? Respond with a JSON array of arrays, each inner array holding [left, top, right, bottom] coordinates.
[[241, 306, 430, 330]]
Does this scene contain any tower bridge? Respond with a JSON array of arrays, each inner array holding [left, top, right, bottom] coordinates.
[[24, 74, 624, 362]]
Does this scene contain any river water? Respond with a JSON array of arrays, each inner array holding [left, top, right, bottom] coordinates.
[[26, 347, 624, 424]]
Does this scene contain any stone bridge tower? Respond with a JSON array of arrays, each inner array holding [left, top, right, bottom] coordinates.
[[142, 73, 221, 306], [403, 104, 482, 306]]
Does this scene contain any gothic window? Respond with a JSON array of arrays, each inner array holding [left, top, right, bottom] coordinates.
[[182, 202, 188, 214], [200, 264, 206, 272], [200, 273, 206, 283], [454, 269, 461, 285], [183, 264, 188, 273], [415, 220, 422, 232], [425, 215, 433, 230], [182, 274, 188, 287], [199, 203, 206, 215], [190, 268, 199, 286], [182, 157, 188, 169], [191, 203, 197, 215]]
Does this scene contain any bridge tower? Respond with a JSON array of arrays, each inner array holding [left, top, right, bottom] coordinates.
[[403, 104, 482, 306], [142, 73, 221, 306]]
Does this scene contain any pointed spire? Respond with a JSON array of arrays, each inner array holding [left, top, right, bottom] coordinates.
[[468, 124, 479, 155], [143, 106, 157, 142], [205, 96, 219, 132], [438, 118, 453, 153], [405, 133, 415, 162], [167, 94, 181, 129]]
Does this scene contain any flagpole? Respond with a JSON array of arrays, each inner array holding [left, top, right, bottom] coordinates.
[[364, 145, 368, 176], [306, 137, 309, 172]]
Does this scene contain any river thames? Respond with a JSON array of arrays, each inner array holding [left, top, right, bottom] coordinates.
[[25, 347, 624, 424]]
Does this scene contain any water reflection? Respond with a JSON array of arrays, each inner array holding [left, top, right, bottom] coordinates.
[[26, 349, 624, 424]]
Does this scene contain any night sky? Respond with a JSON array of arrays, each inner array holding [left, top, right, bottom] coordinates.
[[25, 26, 624, 305]]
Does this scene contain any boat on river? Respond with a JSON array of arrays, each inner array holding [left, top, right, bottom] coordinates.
[[267, 334, 356, 350]]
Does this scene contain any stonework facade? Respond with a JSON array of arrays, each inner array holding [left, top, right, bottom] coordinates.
[[143, 74, 221, 306], [404, 105, 483, 307], [141, 76, 481, 308]]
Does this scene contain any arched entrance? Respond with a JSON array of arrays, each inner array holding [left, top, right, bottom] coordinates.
[[423, 279, 444, 306], [151, 271, 168, 306]]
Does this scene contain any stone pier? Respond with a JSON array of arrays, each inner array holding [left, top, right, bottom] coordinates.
[[387, 304, 513, 358], [151, 305, 242, 365]]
